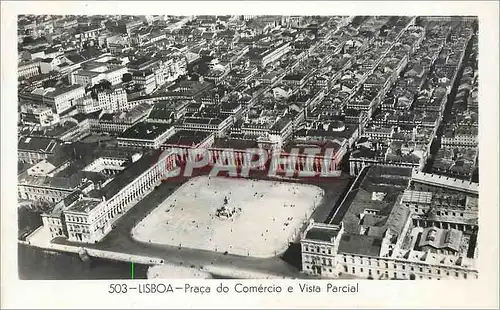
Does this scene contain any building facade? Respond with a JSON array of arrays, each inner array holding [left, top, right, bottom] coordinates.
[[41, 150, 178, 243]]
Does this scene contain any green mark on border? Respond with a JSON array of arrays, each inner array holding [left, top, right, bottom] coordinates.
[[131, 262, 135, 279]]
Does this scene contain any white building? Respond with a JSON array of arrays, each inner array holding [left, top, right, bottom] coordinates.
[[179, 116, 233, 136], [442, 127, 478, 147], [97, 87, 128, 111], [42, 150, 178, 243], [20, 85, 85, 114], [18, 59, 41, 78], [40, 57, 62, 74], [71, 65, 128, 87], [300, 166, 479, 280], [132, 70, 157, 95], [76, 88, 130, 114]]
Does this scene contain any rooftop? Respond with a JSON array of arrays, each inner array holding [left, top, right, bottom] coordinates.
[[418, 227, 463, 252], [304, 225, 341, 242], [401, 190, 433, 205], [331, 165, 413, 236], [118, 122, 173, 140], [67, 198, 101, 213], [18, 136, 59, 153], [212, 137, 259, 150], [89, 150, 164, 200], [163, 130, 212, 147]]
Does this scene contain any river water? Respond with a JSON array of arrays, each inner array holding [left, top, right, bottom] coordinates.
[[18, 244, 233, 279], [18, 243, 149, 280]]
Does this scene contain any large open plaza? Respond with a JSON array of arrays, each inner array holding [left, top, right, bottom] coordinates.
[[131, 176, 324, 258]]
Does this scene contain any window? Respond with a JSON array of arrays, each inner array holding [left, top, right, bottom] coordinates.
[[419, 267, 423, 272], [402, 265, 405, 270], [352, 267, 356, 273], [437, 270, 441, 275], [464, 273, 467, 279]]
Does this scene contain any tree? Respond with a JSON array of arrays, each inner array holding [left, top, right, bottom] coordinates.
[[42, 79, 58, 88], [98, 79, 112, 90], [122, 73, 133, 83]]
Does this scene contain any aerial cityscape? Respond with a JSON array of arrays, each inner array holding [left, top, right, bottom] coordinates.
[[17, 15, 479, 280]]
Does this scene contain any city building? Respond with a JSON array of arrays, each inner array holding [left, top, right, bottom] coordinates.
[[301, 166, 478, 280], [41, 150, 178, 243], [20, 105, 60, 126], [18, 136, 60, 164], [117, 122, 176, 149], [19, 85, 85, 114], [71, 64, 128, 87], [18, 59, 41, 79]]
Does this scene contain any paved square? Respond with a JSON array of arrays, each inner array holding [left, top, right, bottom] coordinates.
[[132, 176, 324, 258]]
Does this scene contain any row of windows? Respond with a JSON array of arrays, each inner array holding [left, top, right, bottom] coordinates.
[[305, 264, 476, 280], [340, 255, 472, 277], [91, 167, 160, 222], [47, 218, 61, 225], [66, 216, 87, 223], [303, 245, 332, 255], [412, 207, 466, 218], [68, 225, 90, 233], [23, 187, 54, 194], [304, 265, 335, 273]]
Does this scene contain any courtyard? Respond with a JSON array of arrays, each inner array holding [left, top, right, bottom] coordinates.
[[131, 176, 324, 258]]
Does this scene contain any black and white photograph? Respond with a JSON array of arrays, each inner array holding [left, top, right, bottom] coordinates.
[[1, 1, 499, 309]]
